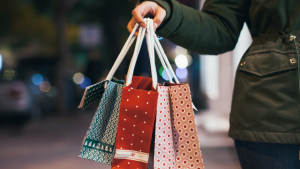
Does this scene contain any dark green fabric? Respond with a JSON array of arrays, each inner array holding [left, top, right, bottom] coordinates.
[[149, 0, 171, 22], [150, 0, 300, 144]]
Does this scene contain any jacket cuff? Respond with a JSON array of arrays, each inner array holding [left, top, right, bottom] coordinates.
[[147, 0, 182, 37], [148, 0, 171, 21]]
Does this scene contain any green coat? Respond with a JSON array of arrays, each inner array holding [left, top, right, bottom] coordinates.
[[151, 0, 300, 144]]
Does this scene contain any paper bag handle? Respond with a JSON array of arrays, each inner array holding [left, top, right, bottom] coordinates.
[[105, 24, 139, 81], [125, 18, 158, 90]]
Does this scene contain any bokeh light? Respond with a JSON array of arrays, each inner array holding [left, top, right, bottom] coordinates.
[[176, 68, 188, 79], [186, 54, 193, 66], [46, 86, 57, 97], [39, 81, 51, 92], [3, 69, 15, 80], [159, 66, 164, 76], [80, 77, 91, 89], [0, 54, 2, 71], [174, 46, 187, 55], [175, 55, 188, 68], [162, 68, 173, 81], [73, 72, 84, 84], [31, 74, 43, 85], [157, 36, 163, 40]]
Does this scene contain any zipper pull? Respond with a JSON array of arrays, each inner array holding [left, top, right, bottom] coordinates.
[[290, 35, 296, 41]]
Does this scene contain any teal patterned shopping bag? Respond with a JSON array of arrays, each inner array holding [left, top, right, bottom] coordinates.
[[78, 78, 124, 110], [78, 81, 106, 110], [78, 23, 139, 165], [79, 80, 125, 165]]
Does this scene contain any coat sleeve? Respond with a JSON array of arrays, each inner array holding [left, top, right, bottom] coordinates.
[[149, 0, 251, 54]]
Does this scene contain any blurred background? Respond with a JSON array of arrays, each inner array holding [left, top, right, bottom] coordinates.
[[0, 0, 252, 168]]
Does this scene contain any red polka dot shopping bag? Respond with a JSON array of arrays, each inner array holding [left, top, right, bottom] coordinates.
[[151, 23, 204, 169], [111, 19, 160, 169], [78, 24, 140, 165]]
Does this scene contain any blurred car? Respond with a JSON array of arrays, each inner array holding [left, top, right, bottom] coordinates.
[[0, 80, 32, 126]]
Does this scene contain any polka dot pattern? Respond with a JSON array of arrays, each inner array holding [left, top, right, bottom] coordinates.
[[169, 84, 204, 169], [154, 86, 175, 169], [111, 76, 159, 169]]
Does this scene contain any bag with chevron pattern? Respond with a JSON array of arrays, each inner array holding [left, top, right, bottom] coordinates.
[[78, 24, 141, 165]]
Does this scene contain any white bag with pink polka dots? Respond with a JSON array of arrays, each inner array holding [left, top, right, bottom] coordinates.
[[150, 23, 204, 169]]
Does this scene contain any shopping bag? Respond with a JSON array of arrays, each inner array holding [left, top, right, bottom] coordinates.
[[154, 86, 176, 169], [168, 83, 204, 169], [112, 76, 158, 168], [79, 81, 124, 164], [78, 78, 123, 110], [133, 19, 175, 169], [78, 24, 139, 165], [150, 20, 204, 169], [139, 21, 204, 169], [111, 19, 159, 169]]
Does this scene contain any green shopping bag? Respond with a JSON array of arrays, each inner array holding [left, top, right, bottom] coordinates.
[[79, 80, 125, 164], [78, 78, 124, 110], [78, 24, 139, 165]]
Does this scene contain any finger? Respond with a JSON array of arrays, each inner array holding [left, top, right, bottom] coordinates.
[[127, 18, 134, 33], [153, 7, 166, 30], [131, 18, 139, 36], [131, 17, 136, 29], [132, 4, 149, 28], [134, 26, 139, 37], [127, 18, 139, 36]]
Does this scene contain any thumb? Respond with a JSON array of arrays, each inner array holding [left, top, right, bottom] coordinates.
[[153, 7, 166, 30]]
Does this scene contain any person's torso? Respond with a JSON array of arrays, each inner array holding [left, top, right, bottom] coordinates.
[[246, 0, 300, 54], [229, 0, 300, 143]]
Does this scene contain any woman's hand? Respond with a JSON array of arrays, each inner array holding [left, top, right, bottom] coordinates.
[[127, 1, 166, 36]]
